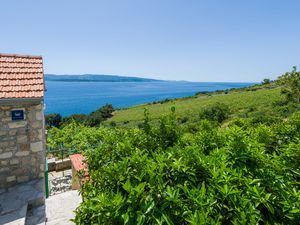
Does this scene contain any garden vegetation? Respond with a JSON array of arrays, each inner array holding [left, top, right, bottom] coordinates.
[[47, 70, 300, 224]]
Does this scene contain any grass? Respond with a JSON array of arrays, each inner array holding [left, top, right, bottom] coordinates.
[[105, 87, 282, 126]]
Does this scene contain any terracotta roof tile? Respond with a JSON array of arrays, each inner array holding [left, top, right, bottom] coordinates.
[[0, 53, 44, 99]]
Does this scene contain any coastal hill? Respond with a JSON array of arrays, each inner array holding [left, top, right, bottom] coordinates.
[[105, 85, 282, 127], [45, 74, 162, 82]]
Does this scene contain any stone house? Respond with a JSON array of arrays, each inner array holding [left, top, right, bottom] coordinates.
[[0, 53, 46, 188]]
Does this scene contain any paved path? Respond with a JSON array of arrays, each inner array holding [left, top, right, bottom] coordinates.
[[46, 190, 81, 225], [0, 179, 44, 225]]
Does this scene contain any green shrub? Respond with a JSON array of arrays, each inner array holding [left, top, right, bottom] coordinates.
[[52, 110, 300, 225], [45, 113, 62, 128], [199, 102, 231, 123]]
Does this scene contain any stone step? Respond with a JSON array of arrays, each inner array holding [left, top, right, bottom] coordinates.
[[25, 205, 46, 225], [0, 204, 27, 225], [0, 179, 45, 225]]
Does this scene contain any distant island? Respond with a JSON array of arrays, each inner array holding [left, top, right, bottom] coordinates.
[[45, 74, 163, 82]]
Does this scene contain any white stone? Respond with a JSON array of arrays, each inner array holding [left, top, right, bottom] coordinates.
[[34, 104, 43, 110], [31, 141, 43, 152], [36, 111, 43, 121], [0, 160, 8, 166], [6, 176, 16, 182], [16, 151, 30, 157], [8, 121, 27, 128], [31, 121, 42, 129], [0, 152, 13, 159], [37, 129, 43, 141], [2, 117, 11, 122], [10, 159, 19, 165]]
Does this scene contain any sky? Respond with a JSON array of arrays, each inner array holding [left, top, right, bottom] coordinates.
[[1, 0, 300, 82]]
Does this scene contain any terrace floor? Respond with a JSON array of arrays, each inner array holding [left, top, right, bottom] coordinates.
[[46, 190, 81, 225], [0, 178, 81, 224], [0, 179, 44, 225]]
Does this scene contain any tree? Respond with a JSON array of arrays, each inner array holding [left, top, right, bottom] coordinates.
[[199, 102, 231, 123], [62, 114, 87, 125], [45, 113, 62, 128], [278, 68, 300, 104], [86, 104, 114, 126], [262, 78, 271, 85]]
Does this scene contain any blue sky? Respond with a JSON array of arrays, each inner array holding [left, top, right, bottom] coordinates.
[[1, 1, 300, 82]]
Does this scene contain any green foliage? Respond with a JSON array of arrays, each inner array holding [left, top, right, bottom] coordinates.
[[46, 79, 300, 224], [278, 69, 300, 104], [262, 78, 271, 85], [46, 110, 300, 224], [47, 122, 108, 151], [86, 103, 114, 126], [48, 104, 114, 127], [199, 102, 231, 123], [106, 87, 282, 127], [45, 113, 62, 128]]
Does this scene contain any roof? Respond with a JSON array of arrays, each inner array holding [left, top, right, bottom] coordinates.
[[69, 154, 87, 171], [69, 154, 89, 177], [0, 53, 44, 99]]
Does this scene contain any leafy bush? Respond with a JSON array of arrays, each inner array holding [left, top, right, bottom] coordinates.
[[47, 104, 115, 127], [45, 113, 62, 128], [278, 69, 300, 104], [199, 102, 231, 123], [46, 110, 300, 224]]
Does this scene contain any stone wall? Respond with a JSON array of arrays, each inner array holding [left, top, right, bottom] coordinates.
[[0, 102, 46, 188]]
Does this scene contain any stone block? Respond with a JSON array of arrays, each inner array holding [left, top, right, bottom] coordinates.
[[39, 164, 45, 173], [17, 134, 28, 143], [31, 157, 37, 164], [0, 167, 9, 173], [17, 176, 29, 183], [16, 151, 30, 157], [10, 159, 19, 165], [8, 141, 16, 147], [38, 129, 43, 141], [19, 143, 30, 151], [0, 160, 8, 166], [31, 121, 42, 129], [0, 130, 7, 136], [5, 147, 17, 153], [34, 104, 43, 110], [2, 117, 11, 122], [31, 141, 43, 152], [8, 121, 27, 128], [2, 136, 15, 141], [0, 141, 9, 148], [16, 128, 26, 135], [6, 176, 16, 182], [8, 130, 17, 136], [0, 106, 10, 110], [29, 130, 36, 141], [0, 152, 13, 159], [48, 158, 56, 172], [36, 111, 43, 121], [27, 111, 35, 122]]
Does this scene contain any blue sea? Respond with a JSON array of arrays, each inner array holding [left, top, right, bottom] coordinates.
[[45, 81, 255, 116]]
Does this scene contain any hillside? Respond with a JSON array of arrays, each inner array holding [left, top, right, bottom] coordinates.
[[48, 77, 300, 224], [106, 86, 283, 126], [45, 74, 162, 82]]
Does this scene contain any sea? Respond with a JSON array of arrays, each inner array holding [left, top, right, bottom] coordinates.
[[45, 81, 255, 116]]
